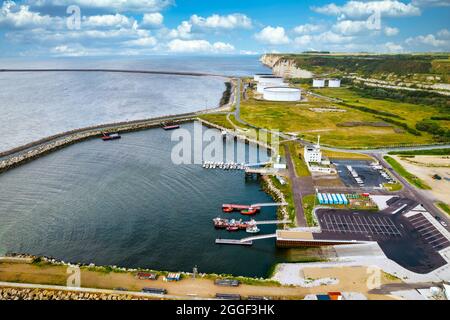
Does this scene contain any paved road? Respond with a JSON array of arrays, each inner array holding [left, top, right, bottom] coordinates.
[[232, 78, 450, 229], [374, 153, 450, 229], [284, 145, 308, 227]]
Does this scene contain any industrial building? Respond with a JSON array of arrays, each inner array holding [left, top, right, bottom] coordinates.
[[304, 136, 336, 174], [263, 87, 301, 101], [312, 79, 325, 88], [317, 193, 349, 205], [328, 79, 341, 87]]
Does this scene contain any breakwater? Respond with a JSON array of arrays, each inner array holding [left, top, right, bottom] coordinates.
[[0, 114, 197, 174]]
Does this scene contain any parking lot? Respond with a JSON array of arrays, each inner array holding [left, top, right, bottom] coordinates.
[[333, 160, 391, 188], [316, 210, 403, 242], [407, 213, 450, 251], [320, 212, 402, 239], [314, 203, 448, 273]]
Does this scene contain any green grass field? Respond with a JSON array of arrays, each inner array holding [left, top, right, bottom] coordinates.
[[285, 142, 310, 177], [302, 194, 318, 227], [384, 156, 431, 190], [239, 86, 437, 148], [437, 202, 450, 216]]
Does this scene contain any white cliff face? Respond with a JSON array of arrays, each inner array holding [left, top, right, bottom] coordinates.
[[260, 54, 313, 79]]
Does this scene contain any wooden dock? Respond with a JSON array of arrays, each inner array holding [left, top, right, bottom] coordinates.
[[215, 239, 253, 246]]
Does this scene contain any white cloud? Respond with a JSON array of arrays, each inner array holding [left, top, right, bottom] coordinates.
[[333, 19, 377, 35], [82, 14, 133, 28], [383, 41, 403, 52], [50, 44, 88, 57], [294, 31, 354, 46], [167, 21, 193, 39], [0, 0, 60, 28], [124, 36, 157, 47], [167, 39, 234, 53], [412, 0, 450, 7], [255, 26, 290, 45], [190, 13, 252, 30], [142, 12, 163, 27], [239, 50, 259, 55], [437, 28, 450, 38], [294, 31, 355, 46], [293, 23, 323, 34], [294, 35, 313, 45], [313, 1, 421, 19], [26, 0, 173, 13], [406, 34, 449, 47], [384, 26, 399, 36]]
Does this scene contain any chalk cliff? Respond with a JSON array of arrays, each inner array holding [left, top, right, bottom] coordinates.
[[260, 54, 313, 79]]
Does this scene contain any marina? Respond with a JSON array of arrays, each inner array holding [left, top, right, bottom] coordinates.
[[0, 122, 294, 277]]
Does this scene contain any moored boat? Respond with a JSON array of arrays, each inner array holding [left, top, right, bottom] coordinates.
[[246, 226, 260, 234], [241, 207, 258, 215], [101, 132, 121, 141]]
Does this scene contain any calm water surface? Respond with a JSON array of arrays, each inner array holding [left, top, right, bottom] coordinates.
[[0, 123, 308, 277]]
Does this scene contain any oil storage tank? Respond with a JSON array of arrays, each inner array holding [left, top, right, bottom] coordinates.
[[312, 79, 325, 88], [328, 79, 341, 87], [257, 81, 288, 94], [263, 87, 301, 101], [258, 75, 285, 85], [254, 74, 274, 82]]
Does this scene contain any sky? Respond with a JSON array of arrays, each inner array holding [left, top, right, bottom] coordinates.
[[0, 0, 449, 57]]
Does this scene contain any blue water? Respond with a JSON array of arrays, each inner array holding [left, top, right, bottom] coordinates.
[[0, 123, 294, 277], [0, 55, 271, 152]]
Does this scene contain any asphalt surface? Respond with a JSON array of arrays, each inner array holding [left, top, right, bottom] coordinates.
[[374, 153, 450, 230], [315, 198, 449, 274]]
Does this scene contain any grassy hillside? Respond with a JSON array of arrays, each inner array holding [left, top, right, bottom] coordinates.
[[281, 54, 449, 79]]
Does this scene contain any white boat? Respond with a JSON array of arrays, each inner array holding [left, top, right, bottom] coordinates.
[[246, 226, 260, 234]]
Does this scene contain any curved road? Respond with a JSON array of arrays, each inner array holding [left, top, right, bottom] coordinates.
[[232, 78, 450, 227]]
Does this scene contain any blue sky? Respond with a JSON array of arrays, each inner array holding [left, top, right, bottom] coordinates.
[[0, 0, 449, 57]]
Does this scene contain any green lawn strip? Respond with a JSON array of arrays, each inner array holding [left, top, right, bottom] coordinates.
[[437, 202, 450, 216], [388, 148, 450, 156], [268, 176, 296, 226], [302, 194, 318, 227], [285, 142, 310, 177], [383, 182, 403, 192], [384, 156, 432, 190]]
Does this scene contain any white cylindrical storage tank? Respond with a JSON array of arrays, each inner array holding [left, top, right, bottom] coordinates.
[[263, 87, 301, 102], [254, 73, 273, 81], [312, 79, 325, 88], [328, 79, 341, 87], [258, 76, 284, 85], [257, 81, 288, 94]]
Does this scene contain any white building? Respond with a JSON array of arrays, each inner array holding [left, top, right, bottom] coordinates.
[[304, 136, 336, 174], [312, 79, 325, 88], [304, 136, 322, 163], [328, 79, 341, 87], [263, 87, 301, 101]]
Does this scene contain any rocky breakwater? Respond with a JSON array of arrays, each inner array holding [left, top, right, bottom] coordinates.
[[0, 116, 194, 174], [0, 287, 152, 300], [260, 54, 313, 79]]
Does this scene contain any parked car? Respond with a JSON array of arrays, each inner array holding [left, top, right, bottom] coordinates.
[[435, 216, 448, 227]]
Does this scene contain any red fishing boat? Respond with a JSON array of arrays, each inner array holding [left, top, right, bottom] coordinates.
[[101, 132, 121, 141], [226, 226, 239, 232], [241, 208, 258, 215], [222, 206, 233, 213]]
